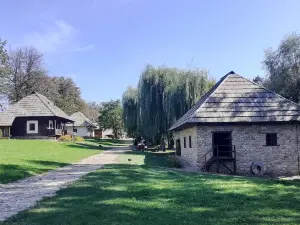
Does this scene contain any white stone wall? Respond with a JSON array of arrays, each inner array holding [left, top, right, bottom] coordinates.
[[175, 124, 300, 176], [65, 126, 94, 137], [173, 127, 199, 167]]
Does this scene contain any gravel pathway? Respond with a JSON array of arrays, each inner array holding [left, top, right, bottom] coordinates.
[[0, 149, 125, 221]]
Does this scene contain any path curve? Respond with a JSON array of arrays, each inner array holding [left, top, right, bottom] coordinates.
[[0, 149, 125, 221]]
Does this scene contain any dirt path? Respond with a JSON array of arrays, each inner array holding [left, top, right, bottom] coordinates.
[[0, 150, 125, 221]]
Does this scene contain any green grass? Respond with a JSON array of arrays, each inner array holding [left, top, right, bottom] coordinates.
[[3, 152, 300, 225], [0, 140, 102, 184], [85, 138, 132, 147], [117, 151, 174, 167]]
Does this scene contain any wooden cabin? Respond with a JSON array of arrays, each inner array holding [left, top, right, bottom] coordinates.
[[0, 92, 74, 139]]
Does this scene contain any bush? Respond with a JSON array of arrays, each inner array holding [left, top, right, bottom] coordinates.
[[74, 136, 84, 142], [166, 155, 181, 168], [58, 135, 72, 142], [0, 129, 2, 138]]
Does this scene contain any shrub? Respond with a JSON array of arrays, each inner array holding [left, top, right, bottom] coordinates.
[[74, 136, 84, 142], [166, 155, 181, 168], [58, 135, 72, 142], [0, 129, 2, 138]]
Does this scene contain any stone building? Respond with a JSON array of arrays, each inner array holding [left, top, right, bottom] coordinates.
[[169, 71, 300, 176]]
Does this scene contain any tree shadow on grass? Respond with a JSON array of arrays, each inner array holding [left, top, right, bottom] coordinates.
[[0, 164, 35, 184], [68, 143, 102, 151], [4, 164, 300, 225], [0, 161, 70, 184], [85, 138, 132, 146]]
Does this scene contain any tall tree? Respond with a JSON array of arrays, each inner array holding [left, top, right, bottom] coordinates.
[[98, 100, 123, 138], [122, 87, 138, 137], [5, 46, 47, 102], [82, 101, 101, 121], [51, 77, 86, 115], [0, 39, 9, 110], [263, 33, 300, 103], [123, 65, 215, 143]]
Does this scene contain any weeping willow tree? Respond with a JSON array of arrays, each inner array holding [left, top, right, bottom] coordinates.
[[122, 87, 138, 137], [122, 65, 215, 144]]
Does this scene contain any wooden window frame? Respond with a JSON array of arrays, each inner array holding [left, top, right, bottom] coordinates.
[[49, 120, 54, 129], [26, 120, 38, 134], [183, 137, 187, 148]]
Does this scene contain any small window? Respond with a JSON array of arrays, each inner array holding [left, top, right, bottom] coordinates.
[[49, 120, 53, 129], [73, 128, 78, 133], [26, 120, 38, 134], [266, 133, 277, 146], [29, 123, 35, 131], [183, 137, 186, 148], [189, 136, 192, 148]]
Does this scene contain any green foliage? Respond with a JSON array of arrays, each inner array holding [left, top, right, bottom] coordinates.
[[58, 135, 73, 142], [122, 87, 138, 137], [166, 155, 182, 168], [263, 33, 300, 103], [123, 65, 215, 143], [0, 41, 88, 114], [98, 100, 123, 139], [74, 136, 84, 142]]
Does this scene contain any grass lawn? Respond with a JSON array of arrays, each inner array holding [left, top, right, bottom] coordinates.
[[3, 152, 300, 225], [0, 140, 102, 184], [85, 138, 132, 147]]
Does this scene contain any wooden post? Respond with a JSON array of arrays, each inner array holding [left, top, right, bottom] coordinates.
[[72, 122, 75, 142], [8, 126, 11, 139]]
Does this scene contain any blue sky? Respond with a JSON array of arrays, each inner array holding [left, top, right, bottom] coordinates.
[[1, 0, 300, 102]]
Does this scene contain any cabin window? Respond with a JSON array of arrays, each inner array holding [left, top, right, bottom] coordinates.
[[73, 128, 78, 133], [26, 120, 38, 134], [189, 136, 192, 148], [183, 137, 187, 148], [49, 120, 53, 129], [266, 133, 277, 146]]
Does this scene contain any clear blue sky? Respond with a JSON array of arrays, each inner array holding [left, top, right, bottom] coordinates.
[[1, 0, 300, 102]]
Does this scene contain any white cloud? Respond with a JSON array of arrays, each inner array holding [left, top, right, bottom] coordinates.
[[23, 20, 95, 54], [72, 44, 95, 52], [24, 20, 76, 53]]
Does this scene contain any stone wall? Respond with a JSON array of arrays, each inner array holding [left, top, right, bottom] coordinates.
[[173, 127, 199, 169], [197, 124, 300, 176], [175, 123, 300, 176]]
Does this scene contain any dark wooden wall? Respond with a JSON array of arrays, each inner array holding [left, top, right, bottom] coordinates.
[[11, 117, 68, 137]]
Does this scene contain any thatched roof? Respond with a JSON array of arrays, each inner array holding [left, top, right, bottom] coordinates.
[[66, 112, 97, 128], [169, 71, 300, 131], [0, 92, 73, 126]]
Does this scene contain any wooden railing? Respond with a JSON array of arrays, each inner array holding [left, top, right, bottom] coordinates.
[[55, 129, 62, 136], [201, 145, 236, 173]]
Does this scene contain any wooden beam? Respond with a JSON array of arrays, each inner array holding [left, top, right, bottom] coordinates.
[[8, 126, 11, 138]]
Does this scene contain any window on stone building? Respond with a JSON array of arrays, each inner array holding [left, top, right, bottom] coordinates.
[[266, 133, 277, 146], [189, 136, 192, 148], [183, 137, 186, 148]]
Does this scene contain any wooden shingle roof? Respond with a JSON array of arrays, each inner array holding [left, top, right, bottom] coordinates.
[[0, 92, 73, 126], [169, 71, 300, 131], [66, 112, 97, 127]]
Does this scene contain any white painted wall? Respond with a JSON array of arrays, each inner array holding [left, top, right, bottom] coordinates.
[[65, 126, 95, 137]]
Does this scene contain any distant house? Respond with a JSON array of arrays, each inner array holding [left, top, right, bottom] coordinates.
[[0, 92, 74, 139], [102, 129, 114, 138], [170, 71, 300, 176], [65, 112, 97, 137]]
